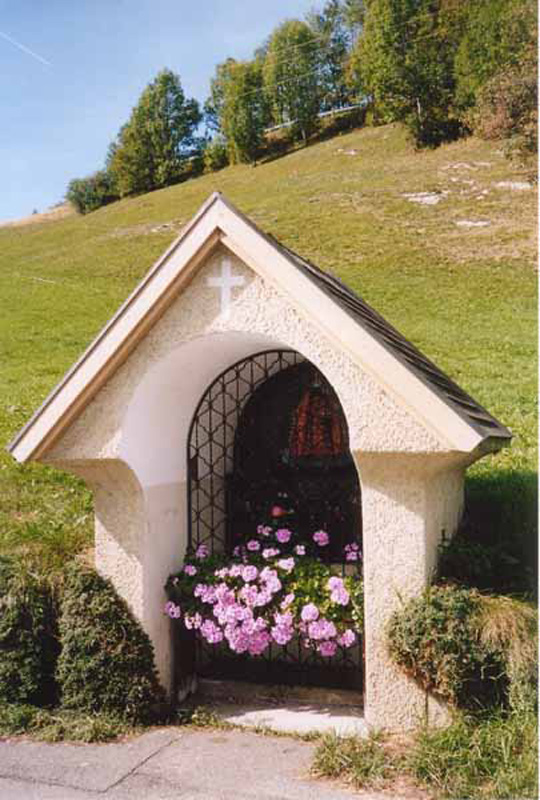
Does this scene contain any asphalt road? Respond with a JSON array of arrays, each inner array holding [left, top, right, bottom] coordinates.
[[0, 727, 377, 800]]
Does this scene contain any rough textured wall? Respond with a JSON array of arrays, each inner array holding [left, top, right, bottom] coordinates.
[[358, 452, 467, 730], [46, 247, 445, 466]]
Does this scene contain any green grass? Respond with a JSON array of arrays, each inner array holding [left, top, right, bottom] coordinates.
[[409, 709, 538, 799], [0, 122, 536, 572], [312, 730, 397, 790], [313, 710, 538, 798], [0, 703, 140, 743]]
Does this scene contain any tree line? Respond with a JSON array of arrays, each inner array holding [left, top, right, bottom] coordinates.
[[67, 0, 537, 214]]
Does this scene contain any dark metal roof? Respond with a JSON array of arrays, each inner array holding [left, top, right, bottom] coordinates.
[[267, 235, 512, 444]]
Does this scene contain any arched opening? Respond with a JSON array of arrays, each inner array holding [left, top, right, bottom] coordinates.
[[187, 349, 363, 690], [229, 360, 361, 563]]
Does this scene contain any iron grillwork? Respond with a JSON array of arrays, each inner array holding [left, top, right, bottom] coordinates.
[[186, 349, 363, 690]]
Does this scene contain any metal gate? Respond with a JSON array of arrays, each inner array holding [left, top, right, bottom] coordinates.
[[186, 349, 363, 689]]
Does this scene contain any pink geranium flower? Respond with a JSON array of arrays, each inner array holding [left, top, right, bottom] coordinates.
[[246, 540, 260, 551], [200, 619, 223, 643], [164, 601, 181, 619], [318, 640, 338, 657], [328, 576, 343, 591], [338, 629, 357, 648], [344, 543, 361, 562], [184, 612, 202, 630], [280, 592, 295, 609], [327, 576, 350, 606], [184, 564, 197, 576], [275, 528, 292, 543], [242, 565, 258, 582], [301, 603, 319, 622], [308, 619, 337, 640], [313, 530, 329, 546], [277, 557, 295, 573], [271, 624, 293, 645]]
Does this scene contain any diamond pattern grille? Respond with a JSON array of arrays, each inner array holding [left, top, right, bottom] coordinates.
[[187, 349, 363, 690], [188, 350, 303, 554]]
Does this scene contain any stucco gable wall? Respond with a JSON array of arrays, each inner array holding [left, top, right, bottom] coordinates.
[[45, 247, 446, 467]]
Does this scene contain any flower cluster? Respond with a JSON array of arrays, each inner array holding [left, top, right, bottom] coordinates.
[[344, 543, 361, 562], [165, 515, 363, 660]]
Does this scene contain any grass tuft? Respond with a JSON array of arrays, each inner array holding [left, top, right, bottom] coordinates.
[[409, 709, 538, 799], [0, 703, 138, 743], [311, 730, 395, 789], [312, 711, 538, 799], [473, 594, 538, 710]]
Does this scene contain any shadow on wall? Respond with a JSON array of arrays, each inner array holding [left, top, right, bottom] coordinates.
[[438, 467, 537, 598]]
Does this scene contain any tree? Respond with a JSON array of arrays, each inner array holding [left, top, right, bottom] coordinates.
[[204, 57, 269, 162], [307, 0, 354, 110], [348, 0, 462, 146], [263, 20, 321, 142], [108, 69, 201, 196], [66, 170, 118, 214], [454, 0, 537, 111], [343, 0, 366, 40], [204, 58, 237, 135], [220, 59, 268, 163]]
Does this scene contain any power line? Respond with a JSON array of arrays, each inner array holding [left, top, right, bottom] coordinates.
[[258, 30, 329, 66], [217, 22, 446, 110], [224, 65, 323, 106]]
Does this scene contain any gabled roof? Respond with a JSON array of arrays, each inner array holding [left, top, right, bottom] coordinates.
[[8, 191, 511, 463]]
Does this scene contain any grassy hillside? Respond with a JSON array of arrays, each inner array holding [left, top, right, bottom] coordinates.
[[0, 124, 536, 574]]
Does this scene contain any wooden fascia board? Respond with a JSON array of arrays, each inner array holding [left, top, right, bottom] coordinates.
[[9, 214, 223, 463], [216, 204, 483, 453]]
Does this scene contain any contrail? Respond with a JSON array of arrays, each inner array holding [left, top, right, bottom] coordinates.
[[0, 29, 51, 66]]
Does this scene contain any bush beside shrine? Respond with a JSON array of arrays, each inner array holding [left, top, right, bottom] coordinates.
[[56, 564, 165, 723], [0, 557, 166, 739], [387, 584, 537, 712], [0, 558, 59, 706]]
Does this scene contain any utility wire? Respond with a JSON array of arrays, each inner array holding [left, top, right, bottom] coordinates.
[[214, 24, 448, 110], [223, 66, 324, 106], [257, 30, 330, 65]]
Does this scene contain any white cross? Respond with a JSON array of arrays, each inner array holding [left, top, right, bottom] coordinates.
[[207, 257, 245, 319]]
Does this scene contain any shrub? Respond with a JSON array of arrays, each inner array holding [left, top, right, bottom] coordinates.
[[387, 585, 506, 708], [66, 170, 119, 215], [468, 51, 537, 169], [0, 558, 59, 706], [203, 138, 229, 172], [56, 564, 164, 723]]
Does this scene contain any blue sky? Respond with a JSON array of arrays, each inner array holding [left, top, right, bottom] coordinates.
[[1, 0, 317, 222]]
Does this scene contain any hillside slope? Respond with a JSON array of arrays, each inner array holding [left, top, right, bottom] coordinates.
[[0, 124, 536, 570]]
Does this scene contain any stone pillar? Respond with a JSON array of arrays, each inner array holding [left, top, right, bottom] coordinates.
[[46, 458, 180, 694], [356, 452, 464, 731]]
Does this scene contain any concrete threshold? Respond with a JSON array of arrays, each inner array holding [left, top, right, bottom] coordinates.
[[197, 679, 368, 737]]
